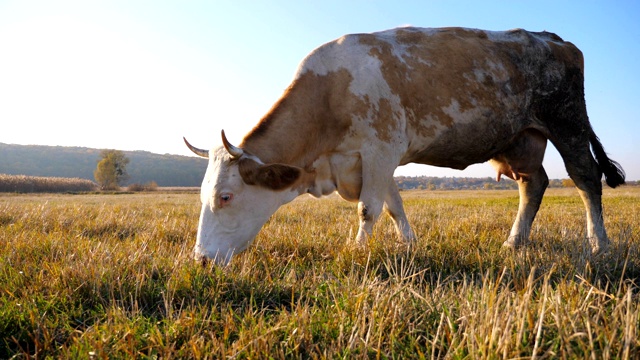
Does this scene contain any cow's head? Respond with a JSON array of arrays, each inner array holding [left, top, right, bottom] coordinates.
[[184, 131, 303, 264]]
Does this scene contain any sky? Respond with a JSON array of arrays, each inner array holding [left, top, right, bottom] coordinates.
[[1, 1, 639, 180]]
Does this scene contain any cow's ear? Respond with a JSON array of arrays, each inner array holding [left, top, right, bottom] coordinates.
[[255, 163, 302, 190], [238, 158, 301, 190]]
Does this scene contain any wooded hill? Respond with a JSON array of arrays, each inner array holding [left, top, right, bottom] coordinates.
[[0, 143, 207, 187]]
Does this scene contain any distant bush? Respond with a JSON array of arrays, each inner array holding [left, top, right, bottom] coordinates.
[[95, 150, 130, 190], [0, 174, 97, 193], [126, 181, 158, 192]]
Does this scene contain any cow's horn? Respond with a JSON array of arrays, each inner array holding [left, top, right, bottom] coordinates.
[[221, 130, 244, 158], [183, 137, 209, 158]]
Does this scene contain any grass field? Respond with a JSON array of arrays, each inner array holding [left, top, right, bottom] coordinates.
[[1, 187, 639, 359]]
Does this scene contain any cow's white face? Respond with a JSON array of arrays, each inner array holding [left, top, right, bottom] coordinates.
[[185, 135, 303, 265]]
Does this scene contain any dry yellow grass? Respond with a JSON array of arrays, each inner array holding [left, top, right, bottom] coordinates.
[[1, 187, 639, 358]]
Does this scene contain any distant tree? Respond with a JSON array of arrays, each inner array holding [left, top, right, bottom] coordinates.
[[561, 178, 576, 187], [94, 150, 130, 190]]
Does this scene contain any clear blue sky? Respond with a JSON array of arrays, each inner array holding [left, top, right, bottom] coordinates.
[[1, 1, 638, 179]]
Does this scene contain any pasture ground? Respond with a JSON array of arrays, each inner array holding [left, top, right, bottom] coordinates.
[[1, 187, 639, 358]]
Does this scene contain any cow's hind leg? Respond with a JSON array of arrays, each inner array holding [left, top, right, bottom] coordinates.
[[503, 166, 549, 248], [383, 181, 416, 242], [539, 79, 623, 253], [554, 140, 610, 254]]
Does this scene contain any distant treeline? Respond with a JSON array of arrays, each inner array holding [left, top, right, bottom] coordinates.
[[0, 143, 207, 187], [395, 175, 535, 190], [395, 176, 639, 190]]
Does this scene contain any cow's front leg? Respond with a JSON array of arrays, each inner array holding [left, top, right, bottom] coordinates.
[[384, 181, 416, 242], [353, 152, 396, 244], [355, 198, 384, 244]]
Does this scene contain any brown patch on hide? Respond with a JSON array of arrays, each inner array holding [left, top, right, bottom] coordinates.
[[349, 95, 398, 143], [362, 27, 528, 140], [374, 98, 397, 142]]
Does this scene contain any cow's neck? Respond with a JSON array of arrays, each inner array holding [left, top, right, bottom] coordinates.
[[240, 106, 309, 166], [239, 71, 351, 169]]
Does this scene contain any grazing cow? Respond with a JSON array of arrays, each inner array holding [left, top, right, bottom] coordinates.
[[185, 27, 625, 264]]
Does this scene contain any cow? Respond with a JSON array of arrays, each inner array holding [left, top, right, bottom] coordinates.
[[185, 27, 625, 265]]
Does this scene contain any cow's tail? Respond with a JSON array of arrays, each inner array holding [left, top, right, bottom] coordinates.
[[590, 130, 625, 188]]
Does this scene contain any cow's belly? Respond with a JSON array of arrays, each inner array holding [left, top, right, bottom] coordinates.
[[403, 119, 525, 170]]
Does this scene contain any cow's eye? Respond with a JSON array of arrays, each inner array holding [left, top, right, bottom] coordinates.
[[219, 193, 233, 207]]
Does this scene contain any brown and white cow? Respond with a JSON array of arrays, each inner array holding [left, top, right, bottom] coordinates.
[[185, 27, 625, 264]]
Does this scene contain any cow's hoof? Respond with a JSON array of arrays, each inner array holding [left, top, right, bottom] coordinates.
[[588, 236, 610, 255], [502, 235, 525, 249]]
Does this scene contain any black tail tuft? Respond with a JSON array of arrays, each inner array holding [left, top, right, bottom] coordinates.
[[590, 132, 625, 188]]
